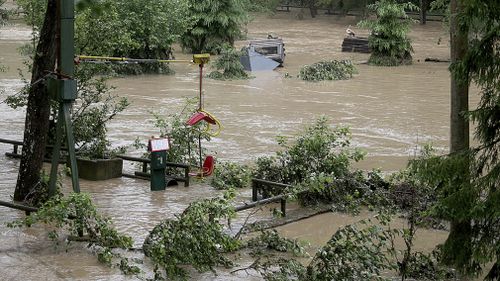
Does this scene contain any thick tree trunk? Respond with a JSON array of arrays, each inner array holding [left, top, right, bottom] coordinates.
[[14, 0, 57, 202], [443, 0, 472, 269]]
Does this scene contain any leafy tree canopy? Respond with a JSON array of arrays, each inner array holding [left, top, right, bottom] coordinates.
[[181, 0, 248, 54]]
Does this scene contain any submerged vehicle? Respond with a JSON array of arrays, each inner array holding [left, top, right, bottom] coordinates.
[[240, 37, 286, 71], [248, 38, 286, 65]]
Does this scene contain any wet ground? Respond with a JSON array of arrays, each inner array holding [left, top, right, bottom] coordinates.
[[0, 11, 477, 280]]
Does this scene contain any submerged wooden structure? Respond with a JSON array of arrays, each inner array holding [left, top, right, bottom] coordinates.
[[341, 36, 371, 53]]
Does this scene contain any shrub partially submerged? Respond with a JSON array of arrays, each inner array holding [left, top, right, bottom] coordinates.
[[7, 193, 135, 273], [211, 161, 252, 190], [253, 117, 365, 189], [143, 192, 239, 279], [299, 60, 357, 81], [208, 47, 249, 80]]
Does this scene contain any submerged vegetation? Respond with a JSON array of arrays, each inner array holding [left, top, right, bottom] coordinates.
[[207, 47, 250, 80], [143, 191, 239, 279], [299, 60, 357, 81], [211, 161, 251, 190], [7, 193, 135, 272], [358, 0, 417, 66], [253, 117, 365, 186]]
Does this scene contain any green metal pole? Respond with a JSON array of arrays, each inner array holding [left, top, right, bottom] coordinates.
[[48, 0, 79, 195], [61, 0, 79, 193]]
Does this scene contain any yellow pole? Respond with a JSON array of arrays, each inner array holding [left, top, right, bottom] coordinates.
[[77, 55, 193, 63]]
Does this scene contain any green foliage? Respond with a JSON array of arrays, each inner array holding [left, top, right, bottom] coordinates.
[[181, 0, 248, 54], [16, 0, 190, 75], [358, 0, 418, 66], [253, 117, 365, 187], [307, 219, 396, 280], [241, 0, 281, 13], [75, 0, 190, 74], [211, 161, 251, 190], [7, 193, 138, 276], [4, 65, 129, 159], [151, 98, 211, 168], [298, 60, 357, 81], [247, 229, 306, 257], [317, 0, 377, 16], [7, 193, 133, 249], [403, 251, 456, 281], [207, 47, 249, 80], [15, 0, 46, 32], [257, 258, 309, 281], [431, 3, 500, 278], [72, 66, 130, 159], [295, 172, 383, 213], [0, 0, 10, 26], [254, 216, 397, 281], [143, 191, 239, 280]]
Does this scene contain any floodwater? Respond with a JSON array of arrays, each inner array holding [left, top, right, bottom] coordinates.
[[0, 12, 478, 281]]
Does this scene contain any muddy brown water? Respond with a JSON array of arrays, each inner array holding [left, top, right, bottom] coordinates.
[[0, 12, 478, 280]]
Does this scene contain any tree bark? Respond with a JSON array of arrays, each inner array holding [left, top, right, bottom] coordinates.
[[443, 0, 472, 269], [308, 0, 317, 18], [420, 0, 427, 25], [14, 0, 57, 202]]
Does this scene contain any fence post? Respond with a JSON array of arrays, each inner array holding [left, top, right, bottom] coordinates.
[[280, 198, 286, 217], [252, 180, 258, 202]]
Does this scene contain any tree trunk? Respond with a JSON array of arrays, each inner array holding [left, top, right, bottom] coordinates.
[[420, 0, 427, 25], [450, 0, 469, 154], [443, 0, 472, 269], [14, 0, 57, 202], [308, 0, 317, 18]]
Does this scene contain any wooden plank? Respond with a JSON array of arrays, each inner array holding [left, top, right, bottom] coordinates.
[[0, 200, 38, 214], [0, 138, 23, 145], [234, 194, 287, 212], [116, 154, 150, 163]]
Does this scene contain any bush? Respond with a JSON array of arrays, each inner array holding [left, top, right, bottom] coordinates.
[[299, 60, 357, 81], [207, 47, 249, 80], [211, 161, 251, 190], [253, 117, 365, 187], [71, 65, 130, 159]]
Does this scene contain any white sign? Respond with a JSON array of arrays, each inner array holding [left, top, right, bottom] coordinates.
[[150, 138, 170, 152]]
